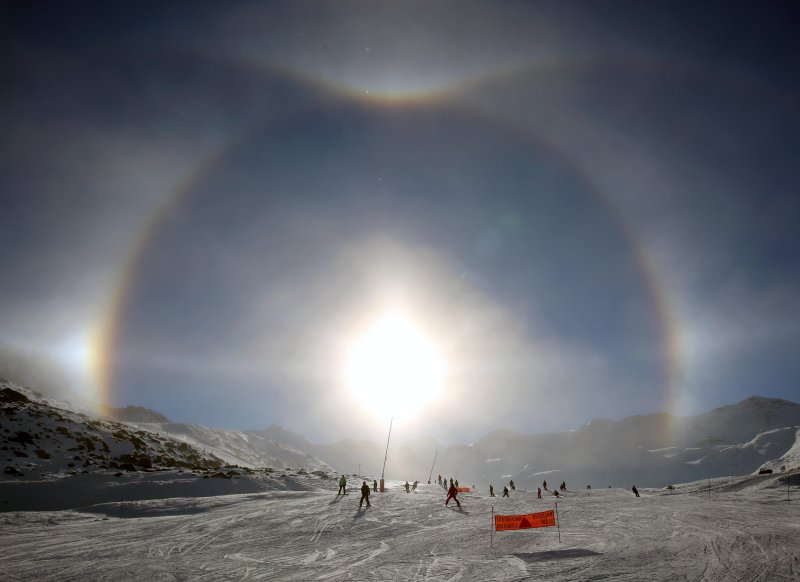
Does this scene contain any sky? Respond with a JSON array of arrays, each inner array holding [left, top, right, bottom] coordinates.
[[1, 1, 799, 445]]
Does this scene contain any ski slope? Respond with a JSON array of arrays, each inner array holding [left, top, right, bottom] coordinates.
[[1, 474, 798, 581]]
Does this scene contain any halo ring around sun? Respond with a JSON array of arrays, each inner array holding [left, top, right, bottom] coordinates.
[[92, 55, 683, 424]]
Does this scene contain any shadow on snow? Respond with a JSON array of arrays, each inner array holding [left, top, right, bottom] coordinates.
[[513, 549, 601, 562]]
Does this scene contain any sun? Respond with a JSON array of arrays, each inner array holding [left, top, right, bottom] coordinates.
[[345, 312, 445, 420]]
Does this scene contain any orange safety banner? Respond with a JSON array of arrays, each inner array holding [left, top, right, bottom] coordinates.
[[494, 509, 555, 531], [456, 487, 471, 493]]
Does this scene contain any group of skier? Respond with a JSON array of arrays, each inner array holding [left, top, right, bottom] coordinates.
[[436, 474, 461, 491], [339, 473, 643, 509], [403, 480, 419, 493], [335, 476, 375, 507]]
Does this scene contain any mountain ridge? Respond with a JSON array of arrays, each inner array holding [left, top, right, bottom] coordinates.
[[3, 377, 798, 489]]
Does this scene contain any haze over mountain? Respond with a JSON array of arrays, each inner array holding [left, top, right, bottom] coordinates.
[[5, 378, 797, 494], [0, 344, 82, 403], [121, 394, 800, 489], [297, 396, 800, 489]]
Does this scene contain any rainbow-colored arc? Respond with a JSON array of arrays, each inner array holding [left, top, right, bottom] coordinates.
[[89, 55, 686, 417]]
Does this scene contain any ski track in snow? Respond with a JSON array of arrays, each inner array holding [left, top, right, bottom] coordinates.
[[1, 480, 799, 581]]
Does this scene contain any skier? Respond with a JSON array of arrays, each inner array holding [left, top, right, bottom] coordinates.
[[454, 479, 459, 489], [632, 485, 640, 497], [412, 480, 418, 491], [502, 486, 509, 498], [509, 479, 515, 491], [359, 481, 371, 507], [586, 485, 591, 490], [537, 487, 542, 499], [543, 479, 547, 490], [373, 479, 378, 492], [338, 475, 347, 495], [438, 474, 442, 485], [445, 483, 461, 508], [553, 489, 560, 497], [404, 481, 410, 493], [489, 485, 495, 497], [560, 481, 566, 491], [449, 477, 454, 488]]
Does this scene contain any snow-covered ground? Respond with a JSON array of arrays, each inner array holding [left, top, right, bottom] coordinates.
[[1, 472, 798, 581], [3, 381, 800, 579]]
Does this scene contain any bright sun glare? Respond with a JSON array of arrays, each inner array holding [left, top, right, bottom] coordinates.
[[345, 312, 445, 420]]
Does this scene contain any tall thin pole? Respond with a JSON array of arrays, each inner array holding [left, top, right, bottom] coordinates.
[[555, 502, 561, 543], [490, 506, 494, 548], [381, 417, 393, 481], [428, 450, 438, 484]]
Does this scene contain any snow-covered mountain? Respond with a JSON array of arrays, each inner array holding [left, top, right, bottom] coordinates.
[[0, 381, 224, 479], [0, 379, 329, 486], [102, 404, 171, 423], [423, 397, 800, 489], [0, 381, 339, 511], [131, 421, 332, 471], [758, 427, 800, 474]]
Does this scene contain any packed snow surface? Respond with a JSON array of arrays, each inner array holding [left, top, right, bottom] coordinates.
[[1, 473, 798, 581]]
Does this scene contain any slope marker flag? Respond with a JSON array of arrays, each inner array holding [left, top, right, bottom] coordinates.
[[494, 509, 555, 530], [492, 504, 561, 546]]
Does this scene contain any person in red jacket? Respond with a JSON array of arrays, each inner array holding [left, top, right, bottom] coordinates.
[[445, 483, 461, 508]]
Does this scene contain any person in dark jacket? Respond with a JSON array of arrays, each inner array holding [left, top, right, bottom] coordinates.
[[338, 475, 347, 495], [632, 485, 640, 497], [373, 479, 378, 492], [404, 481, 410, 493], [360, 481, 371, 507], [537, 487, 542, 499], [502, 486, 510, 497], [489, 485, 495, 497], [509, 479, 515, 491], [543, 479, 547, 490], [445, 483, 461, 508]]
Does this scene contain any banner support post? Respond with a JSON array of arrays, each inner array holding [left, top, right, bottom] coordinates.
[[555, 502, 561, 543], [491, 506, 494, 548]]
